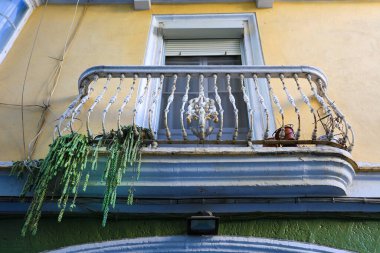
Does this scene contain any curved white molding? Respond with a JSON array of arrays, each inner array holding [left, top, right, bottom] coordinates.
[[47, 236, 352, 253]]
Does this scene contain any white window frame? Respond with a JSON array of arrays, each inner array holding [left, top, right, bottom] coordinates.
[[0, 0, 35, 64], [135, 13, 275, 140]]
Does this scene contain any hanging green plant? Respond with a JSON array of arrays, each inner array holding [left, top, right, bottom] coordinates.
[[14, 125, 151, 236], [21, 133, 89, 236], [10, 159, 43, 198], [82, 138, 103, 192], [90, 126, 150, 227]]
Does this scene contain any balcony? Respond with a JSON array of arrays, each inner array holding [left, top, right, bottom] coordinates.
[[52, 65, 356, 200]]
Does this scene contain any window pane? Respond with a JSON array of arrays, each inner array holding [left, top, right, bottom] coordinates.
[[8, 0, 29, 27], [0, 0, 29, 54], [0, 18, 14, 51]]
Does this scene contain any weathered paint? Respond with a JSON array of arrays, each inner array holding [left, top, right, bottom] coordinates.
[[0, 2, 379, 162], [1, 217, 380, 253]]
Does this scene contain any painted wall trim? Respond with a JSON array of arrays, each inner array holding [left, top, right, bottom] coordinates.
[[356, 162, 380, 172], [46, 236, 351, 253]]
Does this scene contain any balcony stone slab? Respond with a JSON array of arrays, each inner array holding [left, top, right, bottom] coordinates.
[[82, 146, 356, 198]]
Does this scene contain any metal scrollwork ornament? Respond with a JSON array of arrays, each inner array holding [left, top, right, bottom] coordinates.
[[186, 74, 219, 140]]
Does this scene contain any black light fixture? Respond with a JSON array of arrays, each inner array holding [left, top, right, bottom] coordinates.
[[187, 211, 219, 235]]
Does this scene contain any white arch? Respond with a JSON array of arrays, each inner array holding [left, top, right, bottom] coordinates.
[[47, 236, 352, 253]]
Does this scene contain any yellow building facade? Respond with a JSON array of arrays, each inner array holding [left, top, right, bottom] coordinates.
[[1, 1, 380, 162], [1, 1, 380, 252]]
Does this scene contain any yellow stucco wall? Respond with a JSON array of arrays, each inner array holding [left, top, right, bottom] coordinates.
[[0, 2, 379, 162]]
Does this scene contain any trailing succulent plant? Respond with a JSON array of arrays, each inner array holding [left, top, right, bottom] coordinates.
[[12, 125, 151, 236], [21, 133, 89, 236], [90, 126, 151, 226]]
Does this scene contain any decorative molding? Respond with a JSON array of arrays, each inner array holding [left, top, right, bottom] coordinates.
[[0, 161, 13, 168], [46, 236, 351, 253], [356, 162, 380, 172]]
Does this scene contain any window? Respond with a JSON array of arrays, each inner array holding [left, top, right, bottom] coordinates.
[[0, 0, 34, 64], [158, 40, 249, 140], [136, 14, 275, 141]]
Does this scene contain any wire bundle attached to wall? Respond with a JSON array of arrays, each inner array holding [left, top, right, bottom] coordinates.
[[7, 0, 154, 236]]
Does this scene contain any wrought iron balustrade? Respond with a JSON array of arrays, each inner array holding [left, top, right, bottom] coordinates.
[[55, 65, 354, 151]]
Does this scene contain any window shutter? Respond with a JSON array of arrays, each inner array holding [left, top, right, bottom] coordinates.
[[165, 39, 241, 56]]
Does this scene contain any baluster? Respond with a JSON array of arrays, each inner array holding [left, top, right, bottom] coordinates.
[[306, 74, 334, 140], [226, 74, 239, 140], [102, 74, 124, 135], [87, 74, 111, 138], [280, 74, 300, 140], [117, 74, 137, 133], [132, 74, 150, 135], [149, 74, 164, 141], [317, 78, 354, 151], [266, 74, 285, 138], [164, 74, 178, 140], [213, 74, 224, 141], [197, 74, 206, 140], [180, 74, 191, 140], [253, 74, 270, 139], [240, 74, 253, 142], [294, 74, 317, 140], [69, 75, 98, 134], [55, 93, 82, 137]]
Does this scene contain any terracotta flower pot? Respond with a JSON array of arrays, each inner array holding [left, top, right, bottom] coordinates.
[[274, 125, 296, 141], [263, 125, 298, 147]]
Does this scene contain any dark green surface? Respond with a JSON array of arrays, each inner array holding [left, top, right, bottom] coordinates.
[[1, 216, 380, 253]]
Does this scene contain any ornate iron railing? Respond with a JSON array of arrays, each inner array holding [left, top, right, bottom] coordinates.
[[55, 65, 354, 151]]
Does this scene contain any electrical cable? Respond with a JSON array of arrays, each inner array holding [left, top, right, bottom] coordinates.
[[27, 1, 87, 159], [0, 102, 45, 108], [20, 0, 49, 160]]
